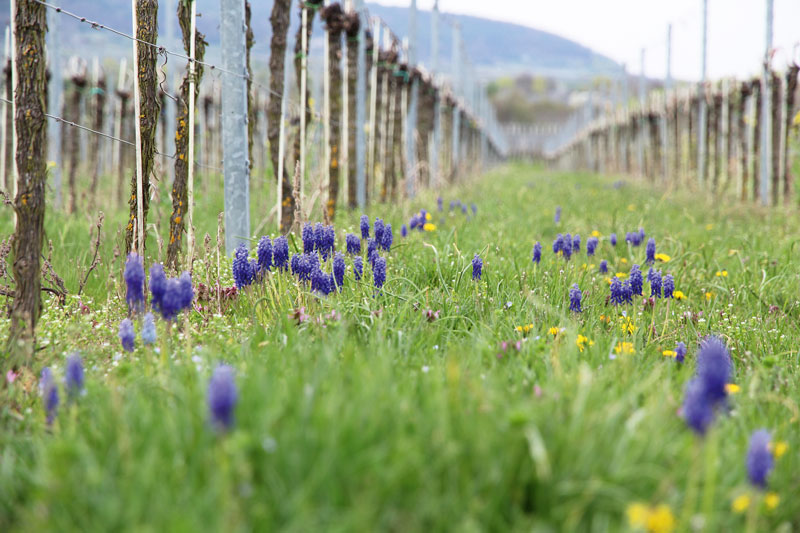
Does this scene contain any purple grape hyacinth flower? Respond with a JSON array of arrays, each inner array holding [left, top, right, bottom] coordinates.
[[273, 236, 289, 271], [572, 234, 581, 254], [746, 429, 774, 488], [472, 254, 483, 281], [302, 223, 315, 254], [401, 224, 408, 238], [65, 353, 84, 399], [553, 234, 562, 254], [40, 367, 59, 425], [696, 335, 733, 404], [674, 341, 687, 363], [360, 215, 370, 239], [346, 233, 361, 255], [374, 218, 385, 245], [532, 242, 542, 264], [629, 264, 643, 296], [682, 377, 715, 435], [208, 365, 237, 431], [232, 243, 254, 289], [333, 252, 346, 290], [610, 277, 626, 305], [354, 257, 364, 281], [142, 312, 157, 345], [663, 274, 675, 299], [381, 223, 393, 251], [257, 236, 273, 272], [569, 284, 582, 313], [149, 263, 168, 313], [650, 269, 662, 298], [555, 206, 561, 223], [562, 234, 572, 260], [119, 318, 135, 352], [646, 238, 656, 264], [587, 237, 598, 256], [599, 260, 608, 273], [610, 233, 617, 246], [124, 252, 145, 312], [373, 256, 386, 289]]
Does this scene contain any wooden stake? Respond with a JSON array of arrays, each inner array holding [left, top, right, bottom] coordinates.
[[299, 4, 308, 203]]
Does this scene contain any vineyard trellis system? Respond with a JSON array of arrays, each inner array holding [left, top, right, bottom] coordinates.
[[2, 0, 507, 357], [547, 67, 800, 207]]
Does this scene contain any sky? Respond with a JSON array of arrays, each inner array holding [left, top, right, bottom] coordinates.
[[372, 0, 800, 81]]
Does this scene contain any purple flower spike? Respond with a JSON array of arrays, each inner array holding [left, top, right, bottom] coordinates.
[[208, 365, 237, 431]]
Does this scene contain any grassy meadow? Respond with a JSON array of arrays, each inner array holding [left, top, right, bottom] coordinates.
[[1, 162, 799, 531]]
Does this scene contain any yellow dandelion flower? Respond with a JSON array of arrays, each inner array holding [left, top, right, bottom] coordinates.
[[620, 258, 629, 264], [654, 253, 671, 262], [599, 314, 611, 323], [615, 342, 635, 355], [516, 324, 534, 335], [626, 503, 649, 528], [576, 335, 594, 352], [770, 441, 788, 459], [591, 230, 602, 237], [674, 290, 686, 300], [725, 383, 741, 394], [662, 350, 676, 358], [705, 292, 713, 301], [423, 223, 436, 232], [605, 277, 613, 285], [616, 272, 628, 279], [548, 326, 561, 337], [732, 494, 751, 513], [765, 492, 780, 510], [425, 212, 432, 221], [646, 505, 676, 533], [715, 270, 728, 278]]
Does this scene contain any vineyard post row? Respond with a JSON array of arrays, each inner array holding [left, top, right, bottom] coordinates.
[[544, 0, 800, 208]]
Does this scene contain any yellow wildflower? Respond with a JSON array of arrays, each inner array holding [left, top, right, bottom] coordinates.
[[770, 441, 788, 459], [591, 230, 602, 238], [646, 505, 676, 533], [615, 342, 635, 355], [627, 204, 636, 211], [705, 292, 713, 301], [705, 224, 714, 231], [548, 326, 561, 337], [615, 272, 628, 279], [674, 290, 686, 300], [423, 223, 436, 232], [425, 212, 432, 221], [576, 335, 594, 352], [715, 270, 728, 278], [732, 494, 750, 513], [599, 314, 611, 323], [662, 350, 676, 358], [626, 503, 649, 528], [765, 492, 780, 510], [619, 316, 637, 335], [725, 383, 740, 394], [620, 257, 628, 264], [654, 253, 671, 262], [516, 323, 534, 336]]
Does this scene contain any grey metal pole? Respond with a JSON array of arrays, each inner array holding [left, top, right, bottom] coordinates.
[[760, 0, 773, 205], [220, 0, 250, 254], [451, 22, 461, 174], [46, 8, 62, 208], [663, 23, 672, 181], [697, 0, 708, 188], [406, 0, 418, 197], [638, 48, 645, 176], [355, 0, 367, 207], [164, 0, 175, 185], [430, 0, 439, 186]]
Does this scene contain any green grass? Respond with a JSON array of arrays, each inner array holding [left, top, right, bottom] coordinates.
[[2, 163, 800, 531]]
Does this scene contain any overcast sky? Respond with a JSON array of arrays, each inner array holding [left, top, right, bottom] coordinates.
[[373, 0, 800, 81]]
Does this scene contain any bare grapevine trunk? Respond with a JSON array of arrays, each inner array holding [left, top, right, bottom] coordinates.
[[267, 0, 293, 233], [124, 0, 159, 254], [166, 0, 207, 270], [752, 79, 761, 201], [770, 72, 781, 205], [8, 0, 48, 358], [66, 72, 86, 213], [88, 69, 106, 212], [321, 3, 345, 220], [738, 82, 751, 201], [783, 65, 798, 204]]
